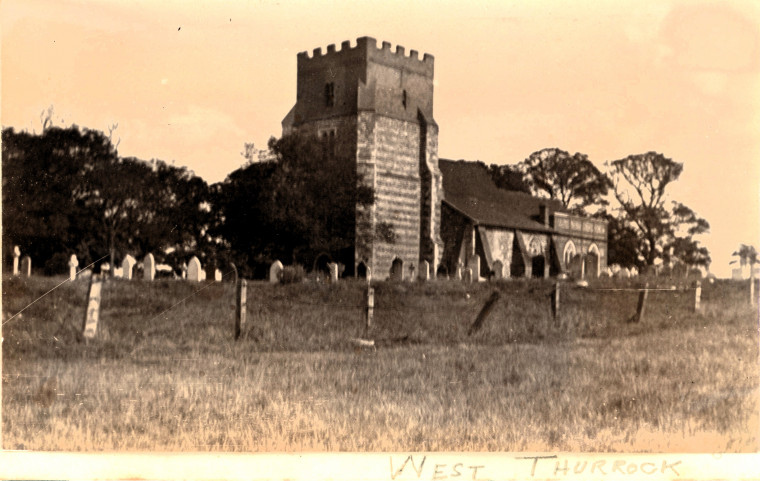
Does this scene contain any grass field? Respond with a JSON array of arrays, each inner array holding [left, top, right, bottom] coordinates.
[[2, 274, 758, 451]]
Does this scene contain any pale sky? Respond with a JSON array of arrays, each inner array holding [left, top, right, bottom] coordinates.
[[2, 0, 759, 277]]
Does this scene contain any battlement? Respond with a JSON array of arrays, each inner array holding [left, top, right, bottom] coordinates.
[[297, 36, 434, 75]]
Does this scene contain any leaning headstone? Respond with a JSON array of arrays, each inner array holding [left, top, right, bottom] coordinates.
[[21, 255, 31, 277], [418, 260, 430, 281], [492, 260, 504, 280], [82, 274, 103, 340], [69, 255, 79, 281], [122, 255, 136, 280], [468, 254, 481, 281], [328, 262, 339, 283], [214, 268, 222, 282], [187, 256, 202, 282], [269, 260, 283, 283], [12, 246, 21, 276], [143, 253, 156, 281]]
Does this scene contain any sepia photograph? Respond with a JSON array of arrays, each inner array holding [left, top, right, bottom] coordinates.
[[1, 0, 758, 475]]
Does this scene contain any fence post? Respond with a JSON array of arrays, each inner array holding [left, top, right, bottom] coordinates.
[[235, 279, 247, 340], [468, 290, 501, 335], [365, 286, 374, 329], [551, 281, 561, 324], [693, 280, 701, 312], [751, 276, 756, 307], [634, 282, 649, 323], [82, 274, 103, 341]]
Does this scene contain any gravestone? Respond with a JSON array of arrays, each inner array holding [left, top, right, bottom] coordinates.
[[455, 265, 463, 280], [492, 260, 504, 280], [21, 256, 31, 277], [365, 266, 372, 284], [122, 255, 137, 280], [418, 260, 430, 281], [269, 260, 283, 283], [214, 269, 222, 282], [13, 246, 21, 276], [187, 257, 202, 282], [468, 254, 481, 281], [229, 263, 239, 284], [69, 255, 79, 281], [328, 262, 339, 283], [181, 263, 188, 279], [143, 253, 156, 281], [205, 265, 216, 283], [463, 268, 473, 284]]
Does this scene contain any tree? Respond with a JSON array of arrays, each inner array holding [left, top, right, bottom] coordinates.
[[486, 163, 530, 194], [731, 244, 758, 279], [520, 148, 612, 213], [212, 132, 378, 277], [608, 152, 710, 269]]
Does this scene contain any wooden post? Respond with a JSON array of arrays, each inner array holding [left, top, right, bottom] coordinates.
[[82, 274, 103, 340], [468, 290, 501, 335], [751, 275, 756, 307], [634, 282, 649, 323], [235, 279, 247, 340], [365, 286, 375, 329], [693, 280, 701, 312], [551, 281, 561, 324]]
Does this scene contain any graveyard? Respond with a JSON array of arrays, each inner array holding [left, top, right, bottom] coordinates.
[[2, 271, 758, 451]]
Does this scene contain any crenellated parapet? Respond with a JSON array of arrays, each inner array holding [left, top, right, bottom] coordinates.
[[297, 36, 434, 77]]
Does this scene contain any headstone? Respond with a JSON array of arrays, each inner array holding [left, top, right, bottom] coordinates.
[[187, 256, 202, 282], [69, 255, 79, 281], [492, 260, 504, 280], [269, 260, 283, 283], [143, 253, 156, 281], [21, 256, 31, 277], [113, 267, 124, 278], [181, 263, 188, 279], [463, 268, 473, 284], [121, 255, 136, 280], [328, 262, 339, 283], [365, 266, 372, 285], [82, 274, 103, 340], [468, 254, 481, 281], [214, 268, 222, 282], [418, 260, 430, 281], [13, 246, 21, 276], [229, 263, 239, 284], [455, 265, 463, 280]]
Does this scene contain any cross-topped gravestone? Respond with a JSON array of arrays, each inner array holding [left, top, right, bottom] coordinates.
[[69, 255, 79, 281], [12, 246, 21, 276]]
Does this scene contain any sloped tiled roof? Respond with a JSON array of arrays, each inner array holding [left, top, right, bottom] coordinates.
[[439, 159, 565, 233]]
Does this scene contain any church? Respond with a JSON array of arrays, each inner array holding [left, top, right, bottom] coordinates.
[[282, 37, 607, 280]]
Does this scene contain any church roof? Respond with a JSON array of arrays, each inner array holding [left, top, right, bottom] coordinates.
[[439, 159, 564, 233]]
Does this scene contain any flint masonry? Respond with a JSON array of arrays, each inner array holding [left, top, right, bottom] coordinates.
[[282, 36, 443, 279]]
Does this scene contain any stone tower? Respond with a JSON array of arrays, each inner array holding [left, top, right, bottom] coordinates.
[[282, 37, 443, 278]]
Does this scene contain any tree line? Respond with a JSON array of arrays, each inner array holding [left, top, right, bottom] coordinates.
[[2, 122, 711, 278]]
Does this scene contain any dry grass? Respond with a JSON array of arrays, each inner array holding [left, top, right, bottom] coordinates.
[[2, 275, 758, 451]]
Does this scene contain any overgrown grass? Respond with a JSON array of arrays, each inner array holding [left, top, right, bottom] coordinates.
[[2, 275, 758, 451]]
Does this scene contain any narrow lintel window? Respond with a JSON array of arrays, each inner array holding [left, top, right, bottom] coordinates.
[[325, 82, 335, 107], [402, 89, 407, 109]]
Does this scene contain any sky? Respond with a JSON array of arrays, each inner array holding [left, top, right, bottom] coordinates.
[[2, 0, 759, 277]]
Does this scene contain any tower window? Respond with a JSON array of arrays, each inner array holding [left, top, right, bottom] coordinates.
[[325, 82, 335, 107], [402, 89, 407, 109]]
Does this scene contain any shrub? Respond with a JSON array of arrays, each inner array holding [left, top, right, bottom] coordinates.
[[279, 264, 305, 284]]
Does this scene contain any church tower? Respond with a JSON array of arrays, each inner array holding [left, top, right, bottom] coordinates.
[[282, 37, 443, 278]]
